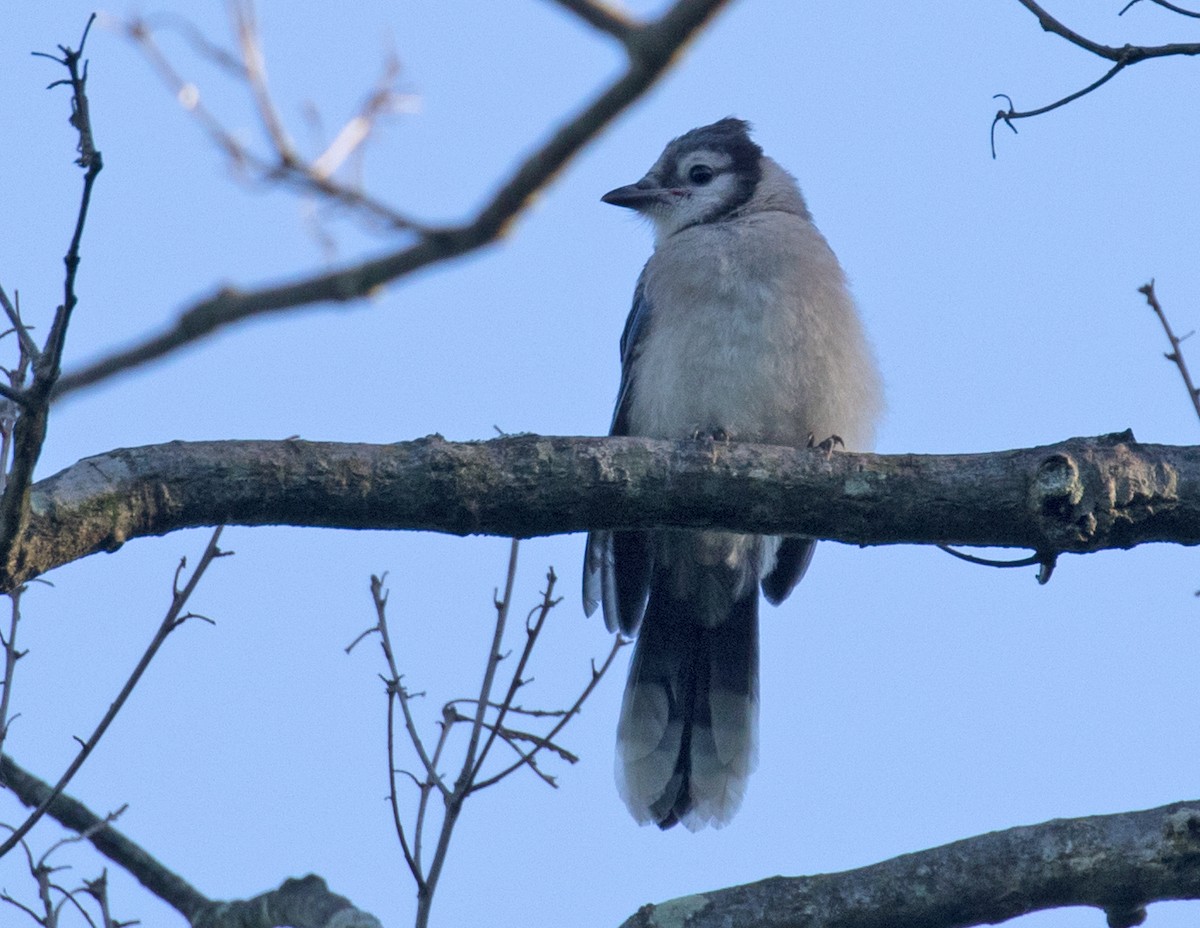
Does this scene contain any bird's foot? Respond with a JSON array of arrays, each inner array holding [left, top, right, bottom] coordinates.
[[807, 432, 844, 460], [693, 427, 730, 464]]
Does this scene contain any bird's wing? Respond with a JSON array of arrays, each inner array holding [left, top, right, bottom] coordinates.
[[583, 273, 654, 633]]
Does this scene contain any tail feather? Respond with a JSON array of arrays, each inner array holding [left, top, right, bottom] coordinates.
[[616, 569, 759, 830]]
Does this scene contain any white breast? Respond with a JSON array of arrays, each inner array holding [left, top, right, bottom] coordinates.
[[624, 209, 881, 451]]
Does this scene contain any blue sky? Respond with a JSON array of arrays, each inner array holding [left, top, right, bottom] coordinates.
[[3, 2, 1200, 926]]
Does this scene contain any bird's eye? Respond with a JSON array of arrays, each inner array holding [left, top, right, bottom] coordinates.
[[688, 164, 714, 185]]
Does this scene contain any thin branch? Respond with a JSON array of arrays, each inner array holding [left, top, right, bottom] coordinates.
[[229, 0, 297, 162], [121, 14, 425, 235], [993, 0, 1200, 154], [991, 58, 1129, 156], [411, 710, 453, 879], [444, 697, 571, 719], [471, 634, 624, 793], [0, 286, 40, 372], [1120, 0, 1200, 17], [0, 754, 211, 921], [0, 527, 229, 859], [384, 674, 421, 888], [0, 586, 27, 760], [546, 0, 637, 41], [309, 50, 410, 181], [1, 17, 105, 574], [1140, 280, 1200, 424], [470, 565, 559, 782], [460, 539, 521, 786], [37, 805, 127, 869], [32, 13, 104, 379], [360, 575, 426, 887], [363, 576, 447, 799], [1, 754, 383, 928], [414, 539, 521, 928], [55, 0, 733, 398], [1013, 0, 1125, 57]]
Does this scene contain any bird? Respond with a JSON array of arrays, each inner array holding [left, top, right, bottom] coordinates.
[[582, 118, 882, 831]]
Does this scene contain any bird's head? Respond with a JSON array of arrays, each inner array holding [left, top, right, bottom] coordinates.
[[602, 117, 764, 241]]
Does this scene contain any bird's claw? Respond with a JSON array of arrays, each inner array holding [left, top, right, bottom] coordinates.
[[807, 432, 844, 460]]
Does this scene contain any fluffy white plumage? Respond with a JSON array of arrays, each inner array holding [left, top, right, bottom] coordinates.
[[585, 118, 881, 830]]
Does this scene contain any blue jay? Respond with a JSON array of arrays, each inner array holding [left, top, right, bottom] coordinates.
[[583, 118, 882, 830]]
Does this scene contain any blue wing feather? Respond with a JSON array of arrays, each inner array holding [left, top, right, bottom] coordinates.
[[610, 272, 650, 437], [584, 272, 654, 633]]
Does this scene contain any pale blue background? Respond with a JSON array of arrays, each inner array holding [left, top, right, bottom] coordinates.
[[2, 3, 1199, 927]]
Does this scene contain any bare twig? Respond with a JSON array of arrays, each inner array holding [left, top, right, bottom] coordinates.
[[469, 567, 561, 782], [0, 586, 28, 760], [413, 538, 521, 927], [0, 527, 230, 860], [121, 13, 424, 235], [0, 763, 382, 927], [1, 755, 387, 927], [56, 0, 733, 398], [1140, 280, 1200, 424], [310, 50, 411, 181], [356, 575, 427, 886], [362, 543, 615, 928], [0, 793, 139, 927], [1120, 0, 1200, 17], [366, 577, 446, 798], [31, 14, 104, 376], [470, 633, 624, 793], [0, 16, 104, 585], [229, 0, 297, 162], [993, 0, 1200, 155], [0, 286, 40, 377], [936, 544, 1058, 585], [547, 0, 637, 41]]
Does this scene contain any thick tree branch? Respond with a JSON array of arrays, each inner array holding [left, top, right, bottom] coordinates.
[[53, 0, 731, 398], [619, 799, 1200, 928], [3, 430, 1197, 591]]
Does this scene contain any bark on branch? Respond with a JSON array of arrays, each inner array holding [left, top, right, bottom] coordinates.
[[620, 799, 1200, 928], [5, 430, 1197, 591]]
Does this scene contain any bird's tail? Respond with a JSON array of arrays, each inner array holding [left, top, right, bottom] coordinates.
[[615, 564, 759, 830]]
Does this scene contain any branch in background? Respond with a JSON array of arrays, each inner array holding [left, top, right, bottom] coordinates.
[[619, 799, 1200, 928], [0, 802, 130, 927], [0, 528, 229, 859], [350, 547, 619, 928], [992, 0, 1200, 155], [1, 753, 196, 915], [1120, 0, 1200, 17], [0, 17, 104, 583], [0, 586, 28, 762], [0, 756, 382, 928], [54, 0, 733, 398], [470, 624, 623, 793], [1140, 280, 1200, 424], [547, 0, 637, 40], [123, 6, 425, 235], [8, 432, 1200, 591]]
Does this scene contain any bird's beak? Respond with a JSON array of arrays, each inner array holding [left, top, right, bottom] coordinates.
[[601, 179, 670, 210]]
